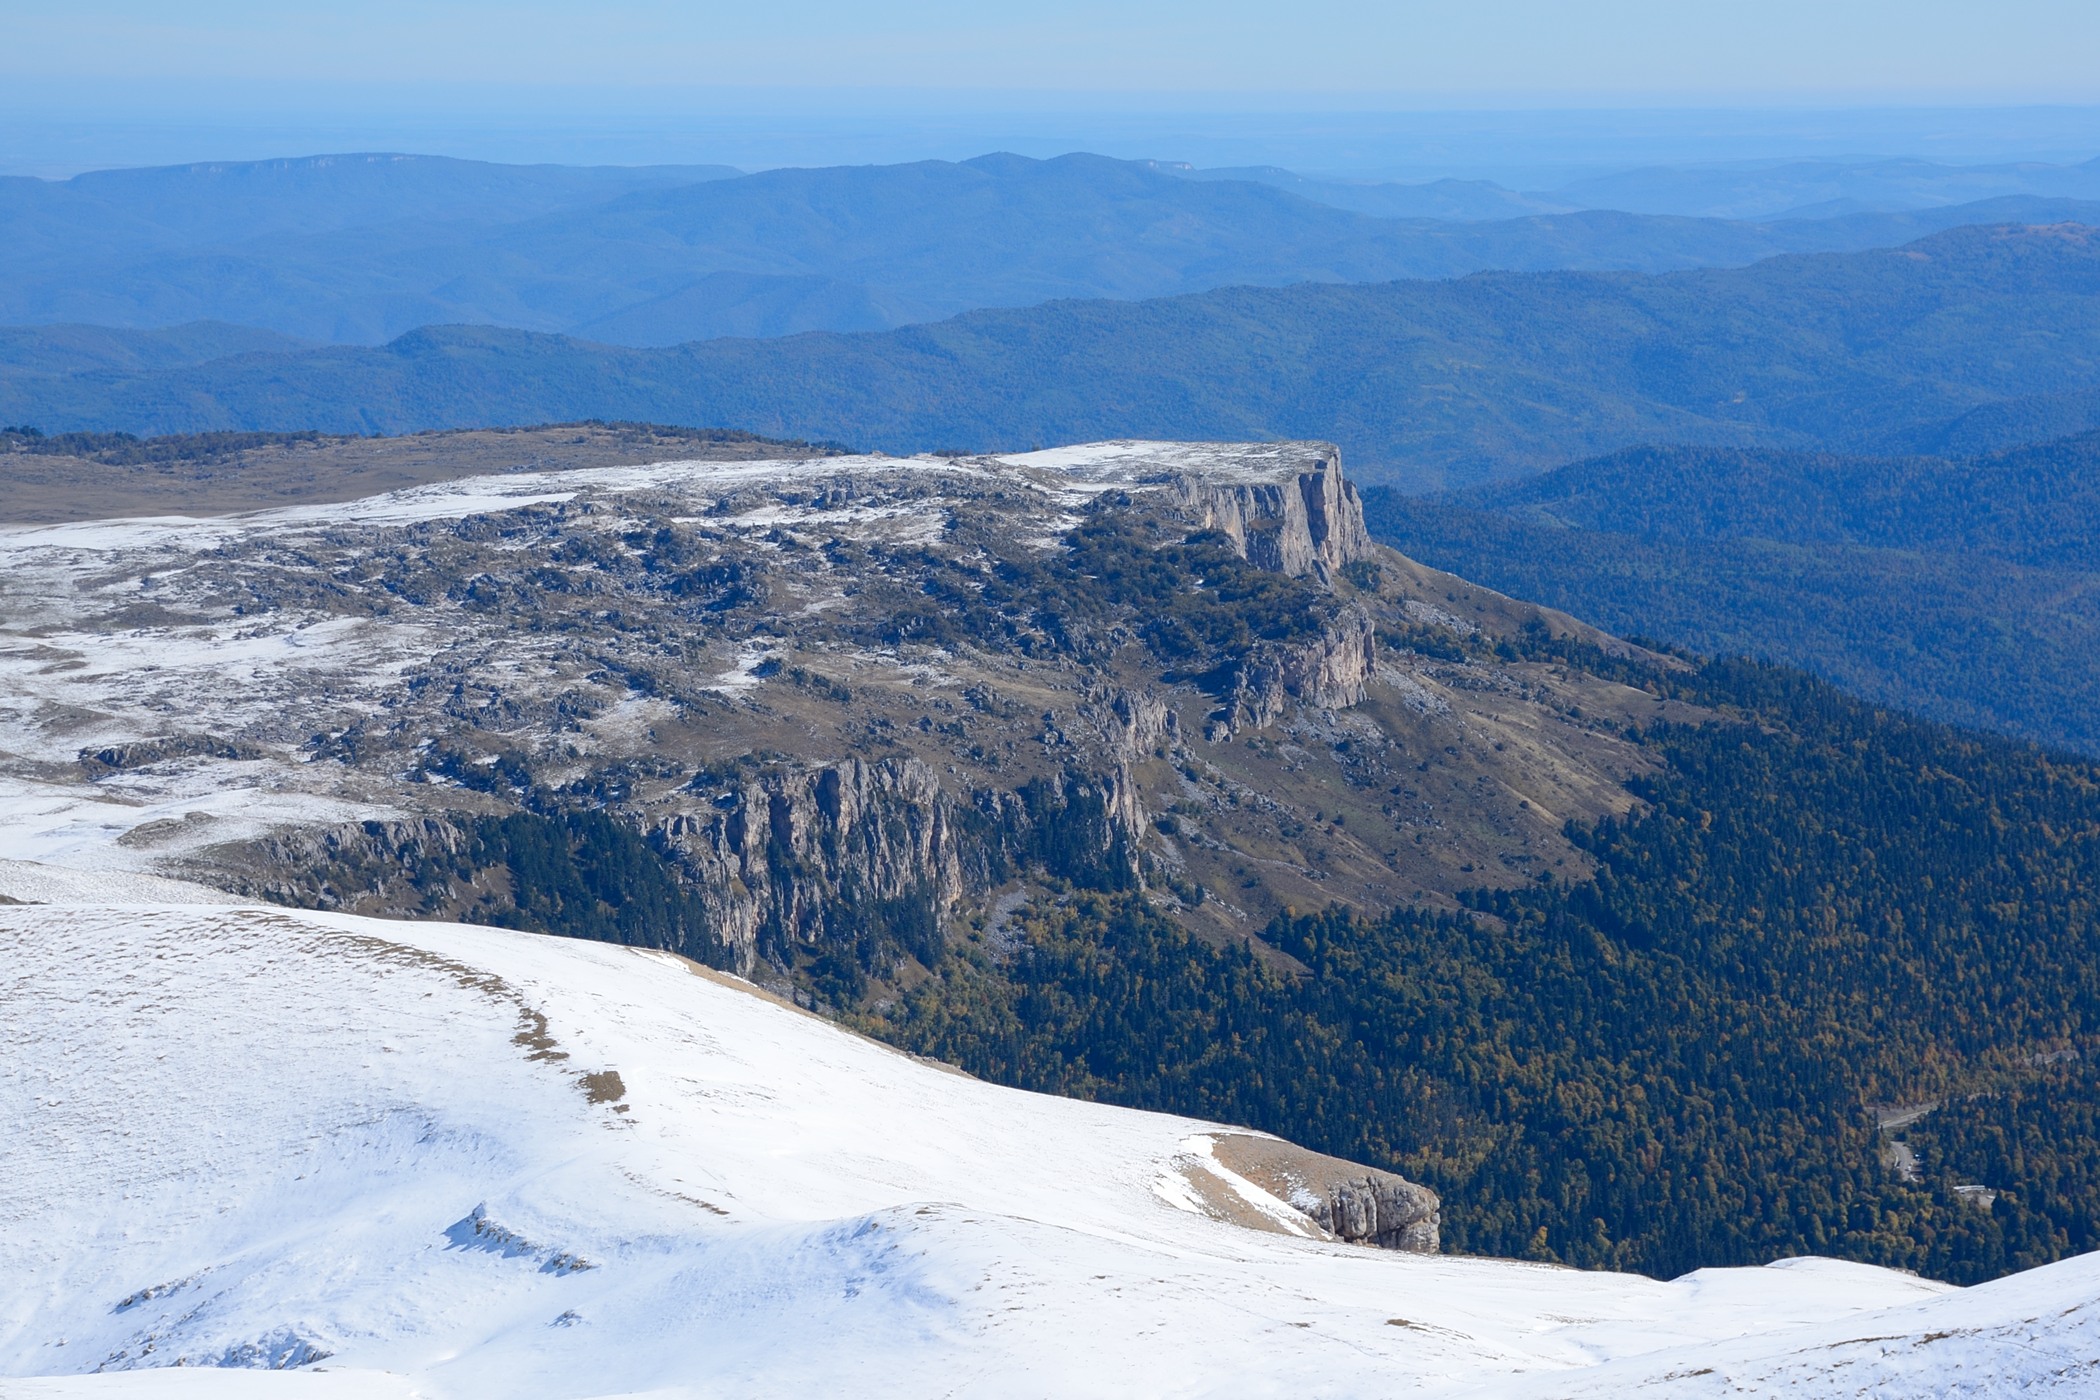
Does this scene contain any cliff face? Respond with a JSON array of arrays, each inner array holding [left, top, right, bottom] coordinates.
[[1208, 1133, 1442, 1254], [656, 746, 1173, 979], [1217, 606, 1378, 738], [1309, 1171, 1443, 1252], [19, 436, 1678, 1007], [1163, 444, 1375, 578], [219, 817, 480, 914], [659, 756, 962, 974]]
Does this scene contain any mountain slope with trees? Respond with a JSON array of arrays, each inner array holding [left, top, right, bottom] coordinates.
[[881, 655, 2100, 1285], [1364, 431, 2100, 753], [8, 223, 2100, 487]]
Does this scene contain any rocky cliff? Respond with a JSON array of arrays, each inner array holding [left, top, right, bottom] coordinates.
[[1209, 1132, 1442, 1253], [10, 434, 1677, 1004], [1159, 443, 1375, 578], [658, 755, 962, 973], [1216, 605, 1378, 738]]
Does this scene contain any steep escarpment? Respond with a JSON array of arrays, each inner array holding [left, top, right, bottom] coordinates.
[[3, 437, 1672, 1004], [1215, 605, 1377, 737], [1153, 441, 1374, 577]]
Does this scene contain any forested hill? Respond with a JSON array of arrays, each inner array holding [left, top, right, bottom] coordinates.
[[1442, 433, 2100, 565], [1363, 431, 2100, 754], [882, 653, 2100, 1286], [8, 222, 2100, 487]]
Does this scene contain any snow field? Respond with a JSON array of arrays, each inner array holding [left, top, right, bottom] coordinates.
[[5, 877, 2087, 1397]]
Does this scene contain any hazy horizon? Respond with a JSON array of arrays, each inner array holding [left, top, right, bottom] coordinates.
[[6, 0, 2099, 180], [4, 100, 2098, 184]]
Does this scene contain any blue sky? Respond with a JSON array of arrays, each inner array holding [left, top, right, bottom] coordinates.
[[2, 2, 2097, 177], [8, 0, 2099, 102]]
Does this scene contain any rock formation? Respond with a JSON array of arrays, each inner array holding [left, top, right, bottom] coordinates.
[[1209, 1133, 1442, 1253], [1162, 443, 1375, 578], [1217, 606, 1378, 738], [658, 755, 962, 972], [14, 436, 1673, 1005]]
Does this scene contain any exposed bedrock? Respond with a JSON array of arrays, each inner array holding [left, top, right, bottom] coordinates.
[[659, 744, 1157, 977], [1209, 1133, 1442, 1253], [207, 745, 1157, 983], [659, 755, 964, 973], [1217, 606, 1378, 738], [1314, 1172, 1444, 1252], [215, 816, 479, 911], [1164, 445, 1374, 578], [1082, 684, 1176, 763]]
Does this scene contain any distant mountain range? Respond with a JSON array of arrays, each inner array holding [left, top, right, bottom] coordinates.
[[1540, 153, 2100, 220], [1366, 429, 2100, 755], [8, 224, 2100, 488], [1174, 152, 2100, 222], [4, 150, 2099, 346]]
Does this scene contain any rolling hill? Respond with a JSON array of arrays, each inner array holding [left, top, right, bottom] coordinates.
[[1364, 430, 2100, 753], [10, 878, 2094, 1395], [8, 223, 2100, 487]]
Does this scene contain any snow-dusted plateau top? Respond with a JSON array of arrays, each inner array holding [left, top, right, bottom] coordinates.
[[4, 872, 2095, 1399], [0, 439, 1370, 891], [0, 439, 1335, 554]]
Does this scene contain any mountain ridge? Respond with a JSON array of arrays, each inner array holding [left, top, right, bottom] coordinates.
[[6, 148, 2098, 346], [1363, 430, 2100, 753], [9, 222, 2100, 487]]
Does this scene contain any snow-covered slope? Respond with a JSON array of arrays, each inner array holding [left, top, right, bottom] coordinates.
[[4, 872, 2094, 1397]]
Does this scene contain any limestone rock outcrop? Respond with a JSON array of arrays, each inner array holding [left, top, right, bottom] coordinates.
[[1162, 444, 1374, 578], [1209, 1133, 1442, 1253], [208, 816, 478, 912], [658, 755, 963, 974], [659, 752, 1161, 977], [1214, 606, 1378, 739]]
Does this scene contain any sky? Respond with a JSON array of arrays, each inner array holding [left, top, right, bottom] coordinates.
[[10, 0, 2100, 100], [3, 1, 2099, 177]]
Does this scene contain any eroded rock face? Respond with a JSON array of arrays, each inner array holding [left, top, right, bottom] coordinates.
[[1163, 445, 1374, 578], [1216, 607, 1378, 739], [1209, 1133, 1441, 1253], [660, 756, 962, 973], [658, 755, 1151, 979], [1083, 686, 1176, 764], [218, 817, 479, 912], [220, 747, 1155, 984], [1311, 1173, 1443, 1253]]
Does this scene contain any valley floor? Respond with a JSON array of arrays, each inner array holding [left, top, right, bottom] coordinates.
[[3, 863, 2095, 1398]]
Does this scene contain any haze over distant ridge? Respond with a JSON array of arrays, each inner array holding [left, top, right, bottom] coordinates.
[[4, 149, 2099, 346], [9, 223, 2100, 491]]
